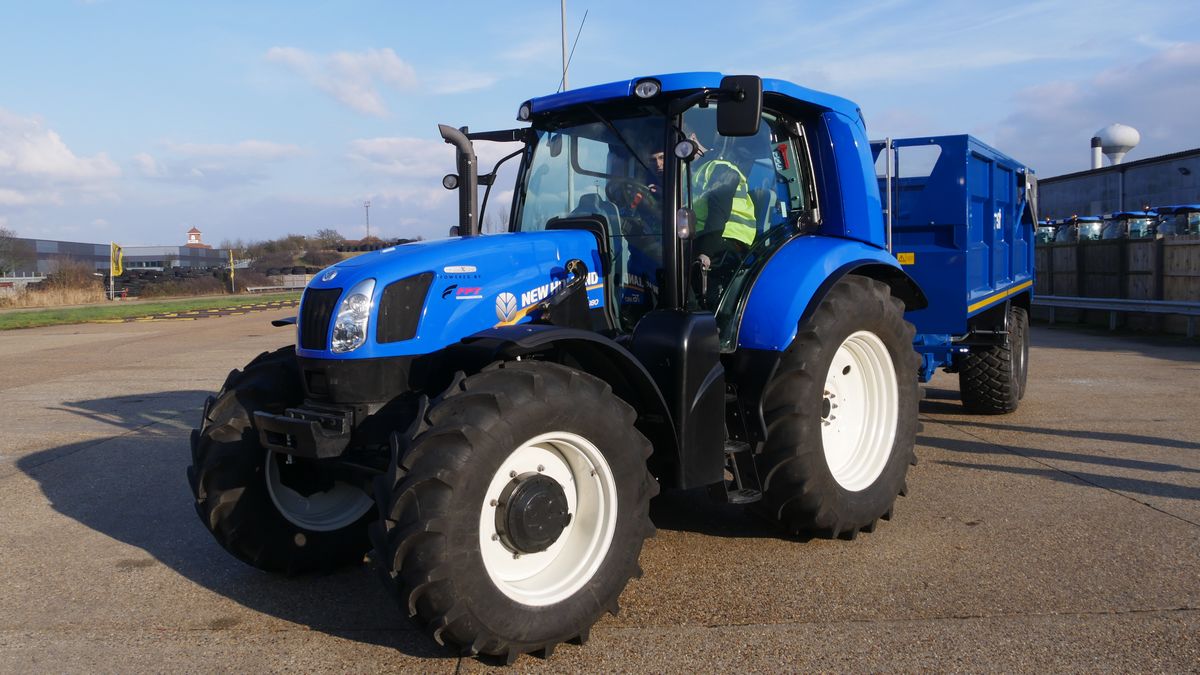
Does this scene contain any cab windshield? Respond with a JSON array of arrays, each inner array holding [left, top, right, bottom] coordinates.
[[511, 99, 816, 347], [514, 105, 666, 329]]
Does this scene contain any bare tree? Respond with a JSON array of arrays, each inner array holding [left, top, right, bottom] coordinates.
[[0, 227, 34, 275], [313, 228, 346, 250]]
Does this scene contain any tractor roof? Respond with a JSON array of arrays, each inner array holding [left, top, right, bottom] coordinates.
[[526, 72, 861, 119]]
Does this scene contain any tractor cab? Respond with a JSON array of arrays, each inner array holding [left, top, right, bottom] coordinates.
[[499, 76, 821, 349], [1036, 220, 1056, 244], [1101, 210, 1157, 239], [1156, 205, 1200, 236], [1054, 216, 1101, 242]]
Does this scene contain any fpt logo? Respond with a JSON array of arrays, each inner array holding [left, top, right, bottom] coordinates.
[[495, 292, 518, 322]]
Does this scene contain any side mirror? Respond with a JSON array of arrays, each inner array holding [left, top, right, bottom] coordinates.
[[717, 75, 763, 137]]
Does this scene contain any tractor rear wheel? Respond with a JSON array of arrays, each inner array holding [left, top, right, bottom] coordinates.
[[754, 275, 919, 538], [188, 346, 375, 573], [959, 304, 1026, 413], [372, 361, 656, 662]]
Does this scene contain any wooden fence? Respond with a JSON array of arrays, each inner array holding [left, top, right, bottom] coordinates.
[[1033, 235, 1200, 334]]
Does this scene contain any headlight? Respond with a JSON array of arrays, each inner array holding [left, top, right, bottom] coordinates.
[[330, 278, 376, 353], [634, 79, 660, 98]]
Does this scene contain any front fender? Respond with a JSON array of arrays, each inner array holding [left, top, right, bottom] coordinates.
[[736, 236, 912, 351]]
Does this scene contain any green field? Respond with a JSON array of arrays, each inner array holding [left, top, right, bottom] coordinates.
[[0, 292, 302, 330]]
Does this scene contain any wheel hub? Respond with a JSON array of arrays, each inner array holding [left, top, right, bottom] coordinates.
[[496, 473, 572, 553]]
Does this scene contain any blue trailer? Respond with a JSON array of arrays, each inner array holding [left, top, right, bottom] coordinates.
[[873, 135, 1037, 412]]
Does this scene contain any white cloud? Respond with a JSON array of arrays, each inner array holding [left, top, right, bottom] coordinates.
[[429, 70, 499, 95], [164, 140, 302, 160], [133, 139, 304, 190], [0, 108, 120, 207], [266, 46, 417, 116], [992, 43, 1200, 176], [132, 152, 164, 178], [348, 136, 515, 178], [347, 137, 450, 177]]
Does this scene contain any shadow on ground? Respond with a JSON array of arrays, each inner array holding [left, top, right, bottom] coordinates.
[[16, 389, 790, 661], [16, 390, 454, 660]]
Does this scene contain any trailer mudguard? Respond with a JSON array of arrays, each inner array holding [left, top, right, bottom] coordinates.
[[433, 324, 689, 488], [736, 235, 925, 352]]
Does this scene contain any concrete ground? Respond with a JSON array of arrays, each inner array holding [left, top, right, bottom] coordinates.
[[0, 312, 1196, 672]]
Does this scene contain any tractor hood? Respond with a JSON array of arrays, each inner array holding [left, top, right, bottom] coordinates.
[[295, 231, 605, 360]]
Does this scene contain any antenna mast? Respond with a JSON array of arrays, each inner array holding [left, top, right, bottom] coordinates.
[[561, 0, 568, 90]]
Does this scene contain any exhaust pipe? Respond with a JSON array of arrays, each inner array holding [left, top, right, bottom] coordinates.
[[439, 124, 479, 236]]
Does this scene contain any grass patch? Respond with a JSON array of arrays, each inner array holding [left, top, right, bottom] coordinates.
[[0, 291, 302, 330]]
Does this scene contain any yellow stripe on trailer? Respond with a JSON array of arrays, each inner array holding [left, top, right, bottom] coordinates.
[[967, 280, 1034, 314]]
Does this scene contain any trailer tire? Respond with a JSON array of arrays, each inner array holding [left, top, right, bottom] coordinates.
[[958, 305, 1025, 413], [1014, 307, 1030, 400], [754, 275, 919, 538], [373, 361, 656, 662], [188, 346, 374, 574]]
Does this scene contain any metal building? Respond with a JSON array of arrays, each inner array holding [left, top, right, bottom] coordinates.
[[1039, 147, 1200, 219]]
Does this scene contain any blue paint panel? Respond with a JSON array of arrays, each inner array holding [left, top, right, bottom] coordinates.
[[528, 72, 861, 119], [737, 236, 904, 351], [296, 231, 603, 360], [877, 135, 1035, 337]]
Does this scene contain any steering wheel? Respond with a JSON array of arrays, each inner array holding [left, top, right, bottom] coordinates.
[[604, 177, 655, 211]]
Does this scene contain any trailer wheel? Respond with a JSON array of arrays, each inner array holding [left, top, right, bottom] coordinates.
[[1014, 307, 1030, 400], [754, 275, 919, 538], [187, 346, 374, 574], [373, 361, 656, 662], [958, 305, 1025, 413]]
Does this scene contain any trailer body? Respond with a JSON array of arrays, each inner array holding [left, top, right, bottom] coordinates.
[[873, 135, 1036, 382]]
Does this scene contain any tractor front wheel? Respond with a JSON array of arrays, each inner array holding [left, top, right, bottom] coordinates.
[[188, 346, 375, 573], [373, 361, 656, 662]]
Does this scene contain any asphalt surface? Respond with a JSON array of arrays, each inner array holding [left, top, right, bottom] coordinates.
[[0, 312, 1196, 672]]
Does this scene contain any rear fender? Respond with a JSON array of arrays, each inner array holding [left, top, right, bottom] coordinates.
[[736, 236, 927, 352], [423, 325, 684, 488]]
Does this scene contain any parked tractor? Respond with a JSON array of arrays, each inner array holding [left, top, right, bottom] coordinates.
[[189, 72, 1034, 662]]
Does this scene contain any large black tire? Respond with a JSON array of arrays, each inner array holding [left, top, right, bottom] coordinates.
[[959, 304, 1025, 413], [372, 361, 657, 662], [754, 275, 920, 538], [188, 346, 374, 574]]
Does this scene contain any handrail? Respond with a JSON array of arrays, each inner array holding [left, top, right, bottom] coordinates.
[[1033, 295, 1200, 337]]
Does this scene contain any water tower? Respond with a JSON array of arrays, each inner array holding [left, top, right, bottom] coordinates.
[[1091, 124, 1140, 169]]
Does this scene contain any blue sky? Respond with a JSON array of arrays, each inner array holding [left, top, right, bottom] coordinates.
[[1, 0, 1198, 246]]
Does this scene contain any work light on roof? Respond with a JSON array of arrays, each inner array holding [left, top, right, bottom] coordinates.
[[634, 79, 660, 98], [517, 102, 532, 121]]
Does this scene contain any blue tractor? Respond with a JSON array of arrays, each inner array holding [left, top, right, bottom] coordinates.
[[189, 73, 930, 660]]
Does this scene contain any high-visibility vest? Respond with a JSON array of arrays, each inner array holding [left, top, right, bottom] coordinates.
[[692, 159, 756, 246]]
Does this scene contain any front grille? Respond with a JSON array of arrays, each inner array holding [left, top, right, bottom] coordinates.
[[377, 272, 434, 343], [299, 287, 342, 350]]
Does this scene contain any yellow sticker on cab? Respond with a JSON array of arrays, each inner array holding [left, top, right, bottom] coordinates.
[[897, 252, 915, 265]]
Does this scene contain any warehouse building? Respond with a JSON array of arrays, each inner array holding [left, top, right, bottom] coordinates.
[[5, 227, 228, 276]]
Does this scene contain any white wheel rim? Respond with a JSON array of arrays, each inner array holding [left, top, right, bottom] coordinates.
[[265, 451, 374, 532], [479, 431, 618, 607], [821, 331, 899, 492]]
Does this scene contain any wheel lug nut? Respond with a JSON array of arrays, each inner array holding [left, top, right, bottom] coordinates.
[[491, 533, 499, 541], [509, 470, 517, 478], [537, 465, 544, 472], [490, 499, 498, 507]]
